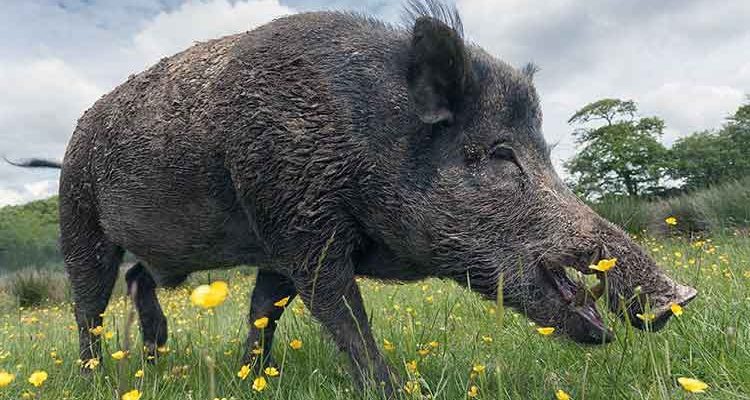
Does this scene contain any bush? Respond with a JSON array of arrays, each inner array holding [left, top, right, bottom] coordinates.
[[593, 177, 750, 235], [0, 268, 69, 307]]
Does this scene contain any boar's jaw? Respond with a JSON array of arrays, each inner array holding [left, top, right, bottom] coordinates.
[[539, 265, 613, 344]]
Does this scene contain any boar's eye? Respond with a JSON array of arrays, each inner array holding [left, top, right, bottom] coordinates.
[[490, 144, 525, 175], [490, 145, 515, 161]]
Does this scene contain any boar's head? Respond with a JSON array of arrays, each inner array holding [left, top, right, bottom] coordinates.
[[360, 6, 696, 344]]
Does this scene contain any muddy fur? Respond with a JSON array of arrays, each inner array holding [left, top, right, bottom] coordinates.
[[31, 1, 697, 394]]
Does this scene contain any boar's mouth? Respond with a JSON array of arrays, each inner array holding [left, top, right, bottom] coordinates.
[[540, 264, 613, 344]]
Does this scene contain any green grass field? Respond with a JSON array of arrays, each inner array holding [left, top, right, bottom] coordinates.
[[1, 234, 749, 400]]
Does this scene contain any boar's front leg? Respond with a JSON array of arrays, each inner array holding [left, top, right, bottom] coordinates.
[[242, 269, 297, 370], [296, 263, 396, 396]]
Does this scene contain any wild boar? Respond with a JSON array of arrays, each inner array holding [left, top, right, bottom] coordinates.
[[12, 1, 695, 394]]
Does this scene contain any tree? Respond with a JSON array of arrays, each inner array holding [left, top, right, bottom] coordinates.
[[669, 98, 750, 189], [565, 99, 669, 199]]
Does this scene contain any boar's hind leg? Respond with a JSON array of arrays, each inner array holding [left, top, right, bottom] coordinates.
[[242, 269, 297, 370], [125, 262, 167, 362], [297, 269, 396, 396], [62, 224, 123, 370]]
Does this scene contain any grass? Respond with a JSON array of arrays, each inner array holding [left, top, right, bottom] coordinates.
[[0, 234, 749, 399], [592, 177, 750, 235]]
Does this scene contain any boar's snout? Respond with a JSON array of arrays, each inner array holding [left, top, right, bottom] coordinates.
[[591, 218, 698, 332], [629, 278, 697, 332]]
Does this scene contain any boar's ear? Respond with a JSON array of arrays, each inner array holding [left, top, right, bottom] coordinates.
[[407, 16, 471, 124]]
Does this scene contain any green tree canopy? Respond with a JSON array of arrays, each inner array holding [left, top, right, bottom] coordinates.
[[565, 99, 669, 200], [669, 98, 750, 189]]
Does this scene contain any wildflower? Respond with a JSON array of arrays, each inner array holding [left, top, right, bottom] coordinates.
[[89, 326, 104, 336], [190, 281, 229, 309], [273, 296, 290, 307], [555, 389, 571, 400], [134, 369, 144, 378], [383, 339, 395, 351], [157, 346, 170, 354], [121, 389, 142, 400], [253, 317, 269, 329], [636, 313, 655, 323], [665, 217, 678, 226], [289, 339, 303, 350], [472, 363, 486, 374], [104, 331, 114, 340], [481, 335, 493, 344], [111, 351, 127, 360], [84, 358, 100, 370], [406, 360, 418, 374], [264, 367, 279, 377], [678, 377, 708, 393], [428, 341, 439, 348], [670, 303, 683, 316], [468, 385, 479, 398], [404, 380, 419, 394], [537, 327, 555, 336], [252, 376, 267, 392], [589, 258, 617, 272], [417, 348, 430, 356], [27, 371, 48, 387], [237, 365, 250, 380], [0, 371, 15, 387]]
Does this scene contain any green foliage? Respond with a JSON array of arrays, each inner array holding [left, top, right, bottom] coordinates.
[[669, 99, 750, 189], [593, 177, 750, 235], [0, 196, 62, 272], [565, 99, 669, 199], [0, 268, 69, 307]]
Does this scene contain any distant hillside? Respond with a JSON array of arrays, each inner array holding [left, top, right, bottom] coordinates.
[[0, 196, 61, 272]]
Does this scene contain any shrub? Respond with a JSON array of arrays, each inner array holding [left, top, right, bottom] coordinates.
[[0, 268, 69, 307]]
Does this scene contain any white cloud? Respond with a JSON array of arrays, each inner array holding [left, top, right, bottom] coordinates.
[[128, 0, 292, 70], [0, 0, 292, 207], [640, 83, 744, 142]]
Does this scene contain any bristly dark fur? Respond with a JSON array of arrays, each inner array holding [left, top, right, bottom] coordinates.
[[402, 0, 463, 37], [521, 62, 540, 80]]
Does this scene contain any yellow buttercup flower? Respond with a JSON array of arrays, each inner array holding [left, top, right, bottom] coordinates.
[[84, 358, 100, 370], [237, 365, 250, 380], [273, 296, 290, 307], [537, 327, 555, 336], [589, 258, 617, 272], [406, 360, 418, 374], [121, 389, 142, 400], [481, 335, 493, 344], [468, 385, 479, 398], [404, 380, 419, 394], [555, 389, 571, 400], [89, 326, 104, 336], [264, 367, 279, 377], [253, 317, 269, 329], [190, 281, 229, 309], [670, 303, 683, 316], [678, 377, 708, 393], [428, 341, 439, 348], [27, 371, 48, 387], [134, 369, 144, 378], [111, 351, 127, 360], [472, 363, 486, 374], [289, 339, 303, 350], [252, 376, 267, 392], [0, 371, 15, 387], [636, 313, 655, 322], [383, 339, 395, 351], [665, 216, 678, 226]]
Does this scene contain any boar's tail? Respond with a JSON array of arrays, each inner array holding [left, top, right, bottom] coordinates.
[[4, 157, 62, 169]]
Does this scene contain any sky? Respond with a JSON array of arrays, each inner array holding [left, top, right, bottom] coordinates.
[[0, 0, 748, 206]]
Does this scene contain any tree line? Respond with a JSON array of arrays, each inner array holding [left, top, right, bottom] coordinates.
[[565, 97, 750, 200]]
